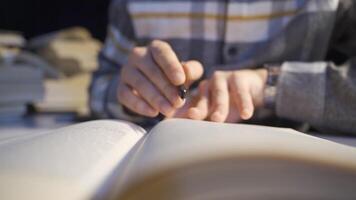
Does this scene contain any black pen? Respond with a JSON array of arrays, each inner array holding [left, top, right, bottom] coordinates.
[[178, 62, 189, 100], [178, 85, 188, 100]]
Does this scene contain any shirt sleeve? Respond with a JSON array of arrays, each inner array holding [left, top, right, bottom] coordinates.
[[274, 0, 356, 134], [90, 0, 152, 124]]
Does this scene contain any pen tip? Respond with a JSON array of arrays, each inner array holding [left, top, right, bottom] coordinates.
[[179, 85, 188, 99]]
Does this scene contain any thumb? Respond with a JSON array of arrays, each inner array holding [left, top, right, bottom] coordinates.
[[182, 60, 204, 87]]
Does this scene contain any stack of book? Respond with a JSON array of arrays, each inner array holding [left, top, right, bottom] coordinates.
[[0, 65, 44, 118], [0, 65, 44, 117], [28, 27, 102, 76], [0, 32, 44, 119], [30, 27, 102, 116], [0, 27, 101, 118], [35, 73, 91, 116]]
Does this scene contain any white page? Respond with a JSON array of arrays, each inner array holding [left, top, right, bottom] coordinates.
[[112, 119, 356, 199], [0, 120, 145, 200]]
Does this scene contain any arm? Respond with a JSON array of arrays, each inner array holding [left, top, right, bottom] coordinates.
[[276, 61, 356, 134], [276, 1, 356, 134], [90, 0, 203, 126], [187, 1, 356, 134], [90, 0, 144, 121]]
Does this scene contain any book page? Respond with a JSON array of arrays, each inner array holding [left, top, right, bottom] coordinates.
[[0, 120, 145, 200], [111, 119, 356, 199]]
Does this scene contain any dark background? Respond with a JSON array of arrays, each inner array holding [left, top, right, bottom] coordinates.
[[0, 0, 110, 41]]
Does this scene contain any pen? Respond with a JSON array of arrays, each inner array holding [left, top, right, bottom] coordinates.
[[178, 62, 189, 100], [178, 85, 188, 100]]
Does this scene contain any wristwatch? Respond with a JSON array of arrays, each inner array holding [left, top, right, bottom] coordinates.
[[263, 64, 281, 110]]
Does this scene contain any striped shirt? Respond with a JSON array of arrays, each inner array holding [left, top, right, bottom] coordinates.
[[90, 0, 356, 134]]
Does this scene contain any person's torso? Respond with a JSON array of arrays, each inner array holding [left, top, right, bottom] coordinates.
[[125, 0, 339, 75]]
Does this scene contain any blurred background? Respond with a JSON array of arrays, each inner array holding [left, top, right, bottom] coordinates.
[[0, 0, 110, 129], [0, 0, 109, 40]]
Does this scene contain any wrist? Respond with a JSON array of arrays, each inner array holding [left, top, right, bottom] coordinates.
[[256, 68, 268, 85], [263, 64, 281, 110]]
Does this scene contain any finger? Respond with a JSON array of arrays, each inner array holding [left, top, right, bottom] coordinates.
[[229, 76, 254, 120], [132, 50, 183, 108], [117, 84, 158, 117], [188, 80, 209, 120], [170, 96, 194, 118], [121, 66, 175, 116], [209, 72, 229, 122], [149, 40, 185, 85], [182, 60, 204, 86], [226, 96, 242, 123]]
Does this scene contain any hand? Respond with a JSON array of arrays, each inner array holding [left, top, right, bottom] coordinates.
[[117, 40, 203, 117], [184, 69, 267, 123]]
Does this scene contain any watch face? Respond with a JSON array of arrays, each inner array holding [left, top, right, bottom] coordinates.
[[265, 65, 281, 85], [264, 85, 277, 110], [264, 64, 280, 110]]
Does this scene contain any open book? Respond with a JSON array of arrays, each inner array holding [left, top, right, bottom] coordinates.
[[1, 119, 356, 200]]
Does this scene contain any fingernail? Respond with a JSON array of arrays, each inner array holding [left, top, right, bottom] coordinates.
[[138, 103, 157, 116], [173, 73, 185, 85], [241, 109, 252, 120], [188, 108, 200, 119], [148, 109, 159, 117], [161, 102, 174, 115], [173, 97, 185, 108], [170, 89, 185, 108], [211, 112, 222, 122]]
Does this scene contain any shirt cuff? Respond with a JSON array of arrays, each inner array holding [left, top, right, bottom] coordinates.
[[263, 64, 282, 110], [275, 62, 327, 126]]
